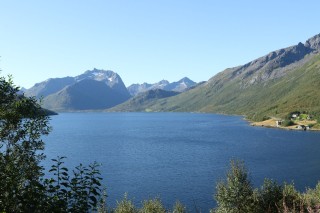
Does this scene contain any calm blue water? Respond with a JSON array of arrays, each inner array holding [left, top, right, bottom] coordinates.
[[44, 112, 320, 212]]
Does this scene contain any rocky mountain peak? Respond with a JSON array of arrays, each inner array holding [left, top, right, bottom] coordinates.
[[127, 78, 196, 96], [208, 33, 320, 88], [25, 68, 130, 100], [77, 69, 119, 83], [158, 80, 170, 85], [178, 77, 195, 84], [305, 33, 320, 51]]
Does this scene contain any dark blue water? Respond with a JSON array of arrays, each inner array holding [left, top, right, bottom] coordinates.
[[44, 112, 320, 212]]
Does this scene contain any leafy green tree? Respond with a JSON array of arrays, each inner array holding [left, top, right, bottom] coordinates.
[[0, 74, 104, 212], [256, 179, 283, 213], [0, 75, 51, 212], [281, 182, 304, 212], [214, 160, 256, 213]]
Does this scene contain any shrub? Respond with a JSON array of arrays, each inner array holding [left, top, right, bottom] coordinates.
[[304, 182, 320, 211], [173, 201, 186, 213], [115, 193, 137, 213], [282, 119, 295, 127], [214, 160, 256, 213], [140, 198, 166, 213], [256, 179, 283, 212], [262, 116, 271, 121], [281, 182, 304, 212]]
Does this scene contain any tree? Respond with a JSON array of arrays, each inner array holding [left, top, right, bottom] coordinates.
[[214, 160, 256, 213], [256, 179, 283, 212], [0, 75, 104, 212], [0, 75, 50, 212]]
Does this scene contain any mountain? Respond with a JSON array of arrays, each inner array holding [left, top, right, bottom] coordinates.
[[127, 77, 196, 96], [75, 69, 130, 97], [43, 79, 129, 111], [125, 33, 320, 121], [25, 77, 76, 98], [162, 77, 197, 92], [109, 89, 180, 112], [127, 82, 155, 96], [26, 69, 131, 111], [25, 68, 130, 98]]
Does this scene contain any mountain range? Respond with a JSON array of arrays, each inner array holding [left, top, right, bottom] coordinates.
[[111, 33, 320, 121], [25, 69, 197, 111], [25, 69, 131, 111], [127, 77, 196, 96]]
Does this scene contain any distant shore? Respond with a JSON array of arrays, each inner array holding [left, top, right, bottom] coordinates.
[[250, 118, 319, 131]]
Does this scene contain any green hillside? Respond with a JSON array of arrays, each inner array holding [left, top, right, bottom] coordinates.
[[139, 53, 320, 121], [109, 89, 179, 112]]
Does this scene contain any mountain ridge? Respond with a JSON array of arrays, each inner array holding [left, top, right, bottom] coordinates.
[[116, 33, 320, 121], [25, 68, 130, 98], [127, 77, 196, 96], [25, 69, 131, 111], [108, 89, 180, 112]]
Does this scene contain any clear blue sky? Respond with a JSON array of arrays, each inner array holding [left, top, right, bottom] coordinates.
[[1, 0, 320, 88]]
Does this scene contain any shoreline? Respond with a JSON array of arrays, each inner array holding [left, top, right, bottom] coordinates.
[[250, 118, 320, 131]]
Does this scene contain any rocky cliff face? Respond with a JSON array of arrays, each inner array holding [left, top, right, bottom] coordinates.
[[206, 34, 320, 89], [305, 33, 320, 50], [75, 69, 130, 97]]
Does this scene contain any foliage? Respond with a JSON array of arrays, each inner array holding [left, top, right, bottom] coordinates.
[[114, 193, 137, 213], [43, 157, 103, 212], [281, 182, 304, 212], [311, 111, 320, 124], [139, 198, 166, 213], [214, 160, 256, 213], [213, 161, 320, 213], [256, 179, 283, 212], [172, 201, 187, 213], [282, 119, 295, 127], [0, 75, 50, 212], [262, 116, 271, 121], [0, 75, 104, 212]]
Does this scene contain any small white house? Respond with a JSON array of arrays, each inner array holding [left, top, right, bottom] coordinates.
[[276, 120, 282, 127]]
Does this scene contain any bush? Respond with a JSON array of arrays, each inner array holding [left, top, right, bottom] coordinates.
[[213, 161, 320, 213], [115, 193, 137, 213], [256, 179, 283, 212], [262, 116, 271, 121], [214, 160, 256, 213], [282, 182, 303, 212], [140, 198, 166, 213], [282, 119, 295, 127], [173, 201, 187, 213]]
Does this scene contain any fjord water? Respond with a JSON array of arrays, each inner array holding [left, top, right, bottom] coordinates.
[[44, 113, 320, 211]]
